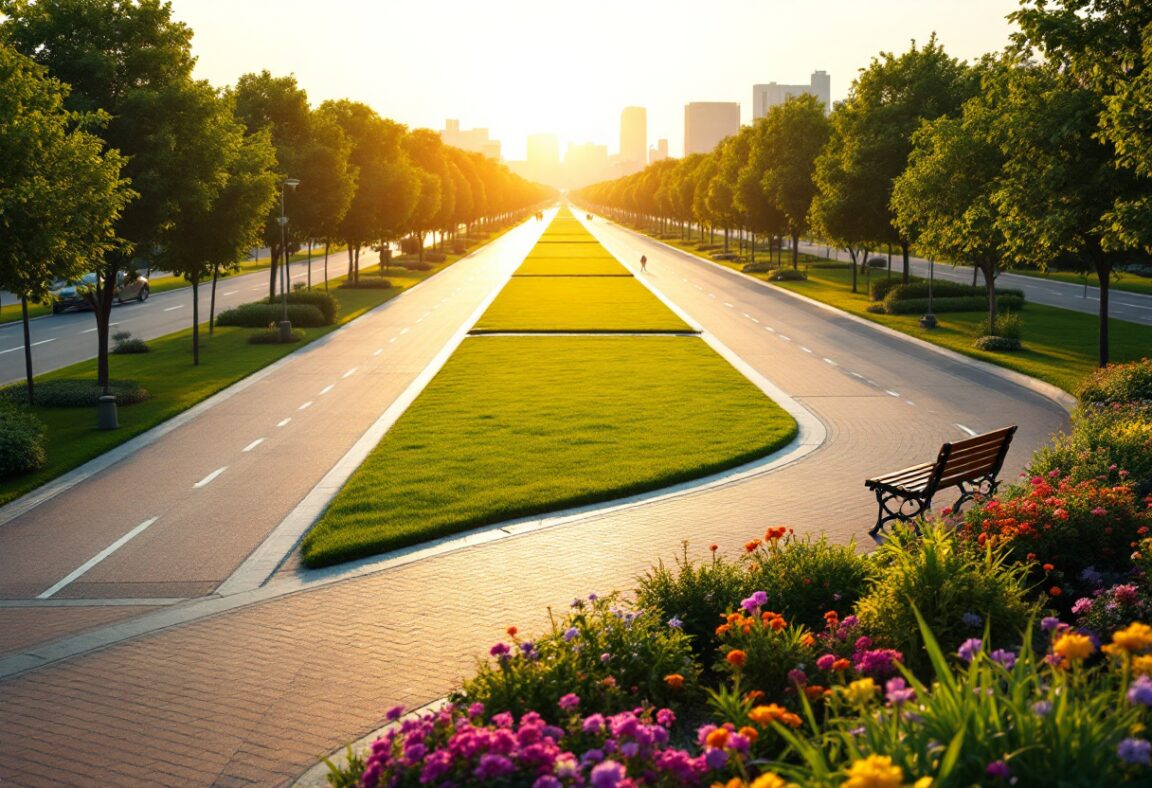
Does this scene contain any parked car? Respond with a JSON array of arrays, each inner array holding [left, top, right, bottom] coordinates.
[[48, 271, 150, 314]]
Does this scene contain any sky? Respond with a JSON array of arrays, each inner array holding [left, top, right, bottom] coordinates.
[[171, 0, 1022, 161]]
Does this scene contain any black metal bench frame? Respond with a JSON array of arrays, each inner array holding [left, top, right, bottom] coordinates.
[[864, 426, 1017, 537]]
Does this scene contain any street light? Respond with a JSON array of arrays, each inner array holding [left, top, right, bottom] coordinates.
[[920, 257, 938, 329], [277, 178, 300, 342]]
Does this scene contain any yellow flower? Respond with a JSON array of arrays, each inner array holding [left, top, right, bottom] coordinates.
[[912, 779, 933, 788], [1053, 632, 1096, 662], [1112, 622, 1152, 654], [843, 677, 877, 706], [1135, 655, 1152, 676], [842, 755, 904, 788], [750, 774, 793, 788]]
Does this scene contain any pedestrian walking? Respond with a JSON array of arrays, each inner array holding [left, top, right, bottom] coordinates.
[[640, 254, 647, 273]]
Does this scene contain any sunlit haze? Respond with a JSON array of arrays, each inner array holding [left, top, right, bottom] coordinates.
[[173, 0, 1019, 161]]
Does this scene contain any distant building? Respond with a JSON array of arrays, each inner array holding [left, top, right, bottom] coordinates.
[[649, 139, 669, 164], [565, 142, 611, 189], [752, 70, 831, 118], [619, 106, 647, 174], [440, 119, 501, 159], [684, 102, 740, 156]]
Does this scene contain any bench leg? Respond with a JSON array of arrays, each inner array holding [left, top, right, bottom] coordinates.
[[869, 489, 929, 538], [952, 474, 1000, 514]]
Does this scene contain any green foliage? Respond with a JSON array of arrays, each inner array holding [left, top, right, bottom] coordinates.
[[111, 330, 149, 354], [742, 262, 772, 273], [973, 335, 1022, 352], [1029, 401, 1152, 498], [339, 278, 393, 289], [401, 261, 432, 271], [263, 290, 338, 324], [855, 524, 1034, 673], [215, 301, 326, 328], [0, 402, 47, 478], [1077, 358, 1152, 405], [993, 310, 1023, 339], [768, 269, 806, 282], [247, 327, 305, 344], [882, 294, 1025, 315], [0, 378, 149, 408], [455, 594, 700, 719], [882, 281, 1024, 303]]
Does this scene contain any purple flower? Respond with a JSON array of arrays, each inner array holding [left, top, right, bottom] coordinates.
[[590, 760, 626, 788], [559, 693, 580, 711], [588, 593, 599, 602], [962, 612, 983, 628], [474, 753, 515, 780], [581, 748, 605, 766], [1041, 616, 1061, 632], [467, 702, 485, 718], [1032, 700, 1053, 716], [787, 668, 808, 685], [490, 642, 510, 659], [740, 591, 769, 611], [885, 677, 916, 708], [855, 648, 903, 678], [583, 714, 606, 734], [1129, 675, 1152, 707], [385, 705, 405, 722], [1080, 566, 1103, 586], [958, 638, 983, 663], [986, 760, 1012, 780], [564, 627, 579, 642], [854, 635, 873, 652], [990, 649, 1017, 670], [620, 741, 640, 758], [656, 708, 676, 727], [816, 654, 836, 672], [668, 616, 683, 628], [534, 777, 562, 788], [1118, 738, 1152, 766], [728, 733, 751, 753], [704, 747, 728, 769], [1071, 597, 1094, 616]]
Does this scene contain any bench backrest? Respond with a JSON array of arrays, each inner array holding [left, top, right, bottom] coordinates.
[[926, 426, 1017, 498]]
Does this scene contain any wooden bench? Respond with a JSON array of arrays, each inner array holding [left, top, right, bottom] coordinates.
[[864, 426, 1017, 537]]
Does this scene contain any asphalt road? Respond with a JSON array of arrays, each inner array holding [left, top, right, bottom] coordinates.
[[0, 254, 365, 387]]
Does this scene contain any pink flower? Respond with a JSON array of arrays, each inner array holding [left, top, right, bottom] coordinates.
[[1091, 507, 1107, 516]]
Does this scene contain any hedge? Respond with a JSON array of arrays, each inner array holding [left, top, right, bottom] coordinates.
[[0, 378, 150, 407], [215, 302, 327, 328], [261, 291, 338, 324], [0, 402, 47, 477], [882, 294, 1026, 315], [881, 281, 1025, 305]]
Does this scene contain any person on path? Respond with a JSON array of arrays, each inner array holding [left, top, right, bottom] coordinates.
[[640, 254, 647, 273]]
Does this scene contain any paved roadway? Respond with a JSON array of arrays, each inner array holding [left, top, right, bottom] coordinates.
[[796, 240, 1152, 325], [0, 255, 366, 387], [0, 212, 1070, 785]]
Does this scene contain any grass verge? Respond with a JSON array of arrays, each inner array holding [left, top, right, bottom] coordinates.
[[300, 335, 796, 567]]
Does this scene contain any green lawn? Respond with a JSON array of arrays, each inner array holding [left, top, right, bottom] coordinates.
[[300, 335, 797, 567], [524, 244, 621, 260], [472, 277, 693, 333], [0, 256, 473, 507], [515, 256, 631, 276]]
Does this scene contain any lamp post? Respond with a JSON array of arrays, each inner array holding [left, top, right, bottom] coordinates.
[[277, 178, 300, 342], [920, 257, 938, 329]]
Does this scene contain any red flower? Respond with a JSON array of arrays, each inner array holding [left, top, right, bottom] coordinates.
[[1043, 563, 1055, 572], [1050, 586, 1062, 597]]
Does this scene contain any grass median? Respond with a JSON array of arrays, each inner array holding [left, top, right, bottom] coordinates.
[[300, 335, 796, 567]]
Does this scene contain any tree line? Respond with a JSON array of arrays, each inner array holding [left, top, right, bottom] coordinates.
[[576, 2, 1152, 367], [0, 0, 552, 399]]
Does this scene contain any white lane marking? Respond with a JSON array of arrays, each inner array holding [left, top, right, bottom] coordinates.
[[824, 358, 838, 366], [743, 313, 759, 323], [906, 400, 916, 406], [163, 305, 184, 312], [400, 327, 410, 335], [389, 337, 398, 343], [373, 349, 383, 357], [222, 290, 238, 296], [193, 466, 228, 489], [298, 400, 313, 410], [723, 302, 734, 308], [779, 335, 792, 341], [276, 418, 291, 428], [319, 385, 334, 395], [693, 284, 703, 290], [242, 438, 265, 453], [800, 346, 813, 354], [0, 338, 56, 355], [764, 326, 776, 333], [708, 293, 716, 299], [885, 390, 900, 398], [850, 372, 865, 379], [250, 286, 263, 291], [36, 517, 160, 599], [955, 423, 977, 436], [342, 367, 358, 379]]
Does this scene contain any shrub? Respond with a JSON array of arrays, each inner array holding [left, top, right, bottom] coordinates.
[[215, 302, 326, 328], [0, 402, 47, 477], [768, 269, 806, 282], [865, 303, 886, 314], [870, 277, 910, 301], [1073, 582, 1152, 640], [262, 290, 338, 324], [883, 281, 1025, 303], [993, 310, 1023, 340], [1077, 358, 1152, 405], [742, 262, 772, 273], [636, 542, 750, 659], [456, 593, 699, 719], [711, 252, 738, 261], [956, 473, 1152, 581], [111, 330, 149, 354], [1028, 402, 1152, 498], [339, 278, 393, 289], [0, 378, 150, 407], [854, 524, 1034, 673], [248, 327, 305, 344], [809, 261, 852, 270], [883, 294, 1025, 314], [974, 335, 1022, 352], [866, 256, 888, 269], [714, 596, 815, 700], [452, 240, 467, 254], [403, 262, 433, 271]]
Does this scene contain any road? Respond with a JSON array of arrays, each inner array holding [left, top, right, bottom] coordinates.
[[0, 254, 369, 387], [797, 240, 1152, 325], [0, 211, 1070, 785]]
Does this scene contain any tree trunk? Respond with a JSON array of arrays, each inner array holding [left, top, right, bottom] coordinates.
[[1096, 261, 1111, 367], [791, 231, 800, 269], [983, 260, 997, 336], [209, 263, 220, 336], [723, 228, 729, 253], [21, 296, 34, 406], [307, 240, 313, 290], [347, 245, 354, 279], [750, 231, 756, 264], [418, 233, 425, 263], [268, 243, 279, 301], [323, 242, 330, 291], [191, 270, 200, 366], [901, 242, 911, 285], [354, 246, 360, 285]]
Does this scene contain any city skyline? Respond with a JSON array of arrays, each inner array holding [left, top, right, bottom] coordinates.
[[168, 0, 1021, 161]]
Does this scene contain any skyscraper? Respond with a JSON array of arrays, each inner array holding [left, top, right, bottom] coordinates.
[[752, 70, 832, 118], [684, 102, 740, 156], [649, 139, 669, 164], [440, 119, 502, 160], [619, 107, 647, 173]]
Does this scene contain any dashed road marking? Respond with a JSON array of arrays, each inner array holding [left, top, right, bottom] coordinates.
[[222, 290, 238, 296], [824, 358, 838, 366], [37, 517, 160, 599], [779, 335, 792, 341], [723, 302, 734, 308], [298, 400, 313, 411], [0, 338, 56, 354], [342, 367, 357, 379], [319, 385, 334, 395], [955, 423, 977, 436], [242, 438, 265, 453], [400, 327, 410, 335], [764, 326, 775, 333], [885, 390, 900, 397], [373, 349, 383, 357], [276, 418, 291, 428], [193, 466, 228, 489], [164, 305, 183, 312]]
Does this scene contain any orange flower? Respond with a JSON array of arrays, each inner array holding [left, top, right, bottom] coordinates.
[[801, 633, 816, 648], [710, 544, 719, 552], [832, 658, 852, 671], [506, 626, 518, 637], [664, 673, 685, 689], [1050, 586, 1063, 597], [601, 676, 617, 688], [744, 539, 762, 553], [716, 623, 731, 636], [1053, 632, 1095, 662], [738, 725, 759, 744], [727, 649, 747, 668], [1042, 563, 1055, 572], [823, 610, 839, 625], [745, 690, 765, 704], [765, 526, 788, 541], [804, 684, 826, 700], [748, 704, 802, 728], [706, 727, 730, 749]]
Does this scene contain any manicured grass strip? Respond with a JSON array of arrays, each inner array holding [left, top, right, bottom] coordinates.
[[472, 277, 693, 333], [524, 244, 621, 259], [514, 257, 632, 276], [301, 336, 796, 567]]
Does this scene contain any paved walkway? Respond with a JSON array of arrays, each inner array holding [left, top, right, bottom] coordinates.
[[0, 216, 1070, 786]]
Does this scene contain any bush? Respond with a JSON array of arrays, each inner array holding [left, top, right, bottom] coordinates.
[[884, 281, 1025, 303], [248, 327, 305, 344], [262, 291, 338, 324], [1074, 582, 1152, 640], [866, 256, 888, 269], [711, 252, 738, 261], [403, 262, 433, 271], [742, 262, 772, 273], [452, 240, 468, 254], [865, 303, 886, 314], [111, 330, 149, 354], [974, 335, 1022, 352], [883, 294, 1025, 315], [339, 278, 393, 289], [0, 378, 150, 407], [994, 310, 1023, 340], [0, 402, 47, 477], [854, 524, 1034, 673], [215, 302, 326, 328], [456, 593, 699, 719], [768, 269, 806, 282], [1029, 402, 1152, 499], [809, 261, 852, 270], [423, 251, 447, 263], [1077, 358, 1152, 405], [714, 598, 815, 700]]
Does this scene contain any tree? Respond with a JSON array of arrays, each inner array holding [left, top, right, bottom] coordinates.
[[758, 95, 831, 268], [404, 129, 455, 258], [0, 42, 132, 402], [736, 122, 787, 264], [293, 110, 356, 289], [2, 0, 205, 390]]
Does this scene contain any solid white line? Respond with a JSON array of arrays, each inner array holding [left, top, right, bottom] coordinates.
[[193, 466, 228, 488], [298, 400, 313, 411], [342, 367, 357, 379], [242, 438, 264, 453], [36, 517, 160, 599], [955, 423, 978, 436], [319, 385, 334, 395], [824, 358, 838, 366], [163, 305, 183, 312], [276, 418, 291, 428]]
